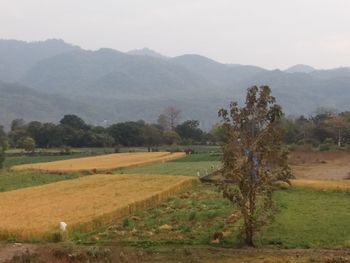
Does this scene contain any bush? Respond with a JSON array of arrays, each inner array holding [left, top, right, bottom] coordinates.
[[297, 138, 320, 147], [166, 144, 182, 153], [60, 146, 72, 155], [20, 137, 36, 153], [319, 143, 331, 151], [184, 148, 195, 155], [114, 145, 121, 153], [324, 138, 335, 144]]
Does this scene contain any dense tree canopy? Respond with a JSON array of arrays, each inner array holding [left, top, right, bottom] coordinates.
[[2, 114, 210, 150]]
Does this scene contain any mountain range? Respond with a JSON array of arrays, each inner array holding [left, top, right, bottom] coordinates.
[[0, 39, 349, 130]]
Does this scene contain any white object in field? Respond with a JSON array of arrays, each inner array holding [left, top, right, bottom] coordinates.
[[197, 171, 200, 177], [59, 221, 67, 232]]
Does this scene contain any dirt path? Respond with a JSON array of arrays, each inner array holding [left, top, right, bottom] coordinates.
[[1, 244, 350, 263], [290, 150, 350, 180]]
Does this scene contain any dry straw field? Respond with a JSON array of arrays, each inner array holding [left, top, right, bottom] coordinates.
[[291, 179, 350, 190], [12, 152, 185, 172], [0, 174, 197, 240]]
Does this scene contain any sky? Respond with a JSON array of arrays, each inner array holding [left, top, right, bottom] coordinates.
[[0, 0, 350, 69]]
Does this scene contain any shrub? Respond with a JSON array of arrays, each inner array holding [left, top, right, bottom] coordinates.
[[60, 146, 72, 155], [324, 138, 335, 144], [20, 137, 36, 153], [319, 144, 331, 151], [297, 138, 320, 147], [184, 148, 195, 155]]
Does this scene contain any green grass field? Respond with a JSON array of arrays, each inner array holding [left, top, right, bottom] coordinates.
[[116, 153, 221, 176], [117, 153, 221, 176], [260, 187, 350, 248], [3, 154, 90, 168], [2, 150, 94, 191], [119, 161, 220, 176], [0, 170, 81, 192]]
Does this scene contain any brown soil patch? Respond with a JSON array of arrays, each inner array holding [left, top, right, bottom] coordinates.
[[2, 245, 350, 263], [290, 151, 350, 180]]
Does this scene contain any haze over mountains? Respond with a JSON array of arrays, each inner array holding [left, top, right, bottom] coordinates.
[[0, 39, 349, 129]]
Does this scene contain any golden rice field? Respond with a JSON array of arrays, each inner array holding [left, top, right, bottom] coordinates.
[[0, 174, 197, 240], [12, 152, 185, 172], [291, 179, 350, 190]]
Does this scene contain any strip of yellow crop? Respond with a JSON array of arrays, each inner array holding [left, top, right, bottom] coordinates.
[[0, 174, 197, 240], [291, 179, 350, 190], [12, 152, 185, 172]]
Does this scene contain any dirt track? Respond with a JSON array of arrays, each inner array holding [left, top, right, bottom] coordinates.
[[290, 151, 350, 180]]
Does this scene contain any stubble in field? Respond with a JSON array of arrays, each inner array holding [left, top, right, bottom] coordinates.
[[0, 174, 197, 240], [11, 152, 185, 172]]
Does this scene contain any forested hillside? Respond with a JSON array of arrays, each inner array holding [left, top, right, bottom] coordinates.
[[0, 39, 349, 129]]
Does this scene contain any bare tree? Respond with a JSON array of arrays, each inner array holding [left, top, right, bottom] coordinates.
[[218, 86, 292, 246], [327, 116, 347, 147], [158, 106, 181, 131], [157, 114, 169, 131]]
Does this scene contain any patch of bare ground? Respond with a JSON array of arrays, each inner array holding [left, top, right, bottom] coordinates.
[[2, 244, 350, 263], [289, 150, 350, 180]]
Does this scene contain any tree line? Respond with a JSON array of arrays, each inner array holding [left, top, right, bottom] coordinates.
[[282, 109, 350, 149], [0, 107, 220, 155], [1, 107, 349, 155]]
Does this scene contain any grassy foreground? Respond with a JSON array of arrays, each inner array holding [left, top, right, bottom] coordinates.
[[72, 183, 350, 249], [261, 187, 350, 248]]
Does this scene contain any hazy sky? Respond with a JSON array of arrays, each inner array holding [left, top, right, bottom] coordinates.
[[1, 0, 350, 69]]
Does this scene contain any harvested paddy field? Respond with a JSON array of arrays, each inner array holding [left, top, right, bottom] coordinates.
[[290, 150, 350, 180], [0, 174, 197, 240], [11, 152, 185, 172]]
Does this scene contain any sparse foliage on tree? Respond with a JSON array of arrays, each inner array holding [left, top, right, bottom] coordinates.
[[218, 86, 292, 246], [160, 106, 181, 131]]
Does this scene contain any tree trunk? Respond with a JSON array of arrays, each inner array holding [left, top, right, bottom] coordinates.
[[244, 217, 255, 246]]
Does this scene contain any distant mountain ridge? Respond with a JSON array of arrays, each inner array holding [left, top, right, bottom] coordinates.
[[285, 64, 316, 73], [127, 48, 167, 59], [0, 39, 79, 82], [0, 39, 349, 129]]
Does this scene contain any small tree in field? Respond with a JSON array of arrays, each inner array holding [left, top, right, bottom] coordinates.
[[218, 86, 292, 246], [21, 137, 36, 153]]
